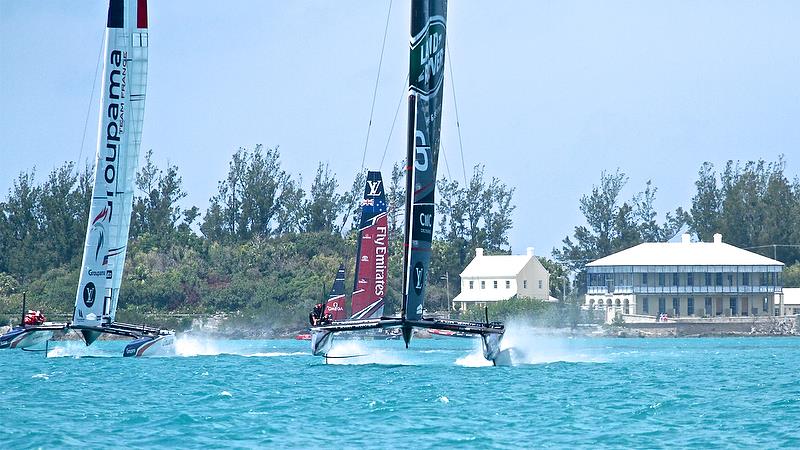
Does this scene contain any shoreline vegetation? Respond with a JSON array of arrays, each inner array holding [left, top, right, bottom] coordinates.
[[2, 149, 799, 335]]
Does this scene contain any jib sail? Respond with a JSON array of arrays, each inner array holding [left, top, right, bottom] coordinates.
[[350, 171, 389, 320], [325, 264, 347, 321]]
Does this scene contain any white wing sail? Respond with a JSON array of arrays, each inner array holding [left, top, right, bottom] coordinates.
[[73, 0, 148, 344]]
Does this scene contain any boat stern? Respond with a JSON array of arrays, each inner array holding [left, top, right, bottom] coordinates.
[[310, 328, 334, 356], [481, 332, 504, 363]]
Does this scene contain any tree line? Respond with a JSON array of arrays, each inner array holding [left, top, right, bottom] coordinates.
[[0, 145, 516, 331]]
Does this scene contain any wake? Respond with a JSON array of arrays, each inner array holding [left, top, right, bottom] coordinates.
[[456, 320, 606, 367], [324, 340, 413, 366]]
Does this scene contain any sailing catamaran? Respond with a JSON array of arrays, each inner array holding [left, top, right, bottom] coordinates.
[[68, 0, 173, 357], [311, 0, 505, 364]]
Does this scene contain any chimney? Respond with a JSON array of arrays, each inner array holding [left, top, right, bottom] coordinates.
[[713, 233, 722, 244], [527, 247, 535, 257], [681, 233, 691, 244], [475, 248, 484, 257]]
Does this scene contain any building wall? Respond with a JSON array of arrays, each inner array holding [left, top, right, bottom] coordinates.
[[586, 293, 776, 318], [516, 258, 549, 300]]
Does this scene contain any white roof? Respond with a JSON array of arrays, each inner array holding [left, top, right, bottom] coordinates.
[[588, 241, 784, 267], [460, 254, 532, 278]]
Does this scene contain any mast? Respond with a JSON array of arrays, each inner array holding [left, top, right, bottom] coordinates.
[[350, 171, 389, 320], [73, 0, 149, 345], [401, 0, 447, 344], [325, 264, 347, 321]]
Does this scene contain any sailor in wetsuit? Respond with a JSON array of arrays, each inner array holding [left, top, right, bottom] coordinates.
[[309, 303, 324, 326]]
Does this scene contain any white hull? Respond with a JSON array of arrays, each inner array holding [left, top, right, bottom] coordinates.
[[123, 333, 175, 357], [11, 330, 54, 349]]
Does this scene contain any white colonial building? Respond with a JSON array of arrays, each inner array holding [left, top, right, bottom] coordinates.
[[453, 247, 551, 311], [585, 233, 784, 318]]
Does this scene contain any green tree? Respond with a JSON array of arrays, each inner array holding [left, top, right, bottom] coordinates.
[[202, 145, 298, 241], [555, 169, 685, 292], [132, 150, 194, 247], [689, 157, 800, 264], [302, 162, 343, 233]]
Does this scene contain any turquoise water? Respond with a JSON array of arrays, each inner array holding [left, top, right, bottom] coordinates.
[[2, 332, 800, 449]]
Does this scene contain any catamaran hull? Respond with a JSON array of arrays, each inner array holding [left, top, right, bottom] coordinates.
[[0, 323, 68, 350], [123, 333, 175, 357], [0, 328, 53, 350], [311, 329, 334, 356]]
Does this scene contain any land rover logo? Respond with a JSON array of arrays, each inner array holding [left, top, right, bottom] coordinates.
[[83, 282, 96, 308]]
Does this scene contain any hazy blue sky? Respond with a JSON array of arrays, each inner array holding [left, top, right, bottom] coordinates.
[[1, 1, 799, 257]]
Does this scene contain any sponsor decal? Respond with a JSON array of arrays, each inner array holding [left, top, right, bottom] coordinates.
[[374, 226, 387, 296], [325, 300, 344, 313], [410, 21, 446, 94], [83, 282, 96, 308], [88, 269, 107, 277], [413, 262, 425, 296], [366, 180, 382, 197]]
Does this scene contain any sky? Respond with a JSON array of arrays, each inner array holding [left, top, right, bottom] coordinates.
[[1, 1, 799, 258]]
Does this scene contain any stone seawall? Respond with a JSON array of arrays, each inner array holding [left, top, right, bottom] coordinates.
[[614, 316, 798, 337]]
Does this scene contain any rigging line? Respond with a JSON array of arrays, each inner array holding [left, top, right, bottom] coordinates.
[[360, 0, 394, 172], [76, 31, 105, 175], [379, 72, 409, 170], [446, 41, 468, 185], [439, 141, 452, 181]]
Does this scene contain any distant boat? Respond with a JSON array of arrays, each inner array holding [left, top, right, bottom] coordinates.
[[68, 0, 173, 357], [310, 0, 505, 364]]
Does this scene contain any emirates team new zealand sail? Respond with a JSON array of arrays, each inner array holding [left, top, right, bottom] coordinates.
[[70, 0, 174, 357], [310, 0, 505, 364]]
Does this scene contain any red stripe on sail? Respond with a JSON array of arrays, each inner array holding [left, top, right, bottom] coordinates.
[[137, 0, 148, 28]]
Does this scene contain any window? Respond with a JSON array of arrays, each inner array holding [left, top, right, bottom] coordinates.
[[687, 273, 694, 287], [705, 297, 712, 315], [705, 273, 712, 286], [730, 297, 738, 315], [727, 273, 734, 286], [673, 273, 679, 287], [523, 280, 528, 289], [763, 296, 769, 312], [716, 273, 723, 286], [538, 280, 543, 289], [642, 273, 648, 285], [658, 298, 666, 314], [658, 273, 665, 287], [481, 281, 485, 289], [673, 297, 680, 316], [687, 298, 694, 316], [505, 280, 510, 289], [493, 280, 498, 289], [742, 273, 750, 286], [642, 297, 649, 314], [469, 281, 474, 290]]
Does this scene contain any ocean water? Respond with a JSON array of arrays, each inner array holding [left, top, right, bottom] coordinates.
[[2, 329, 800, 449]]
